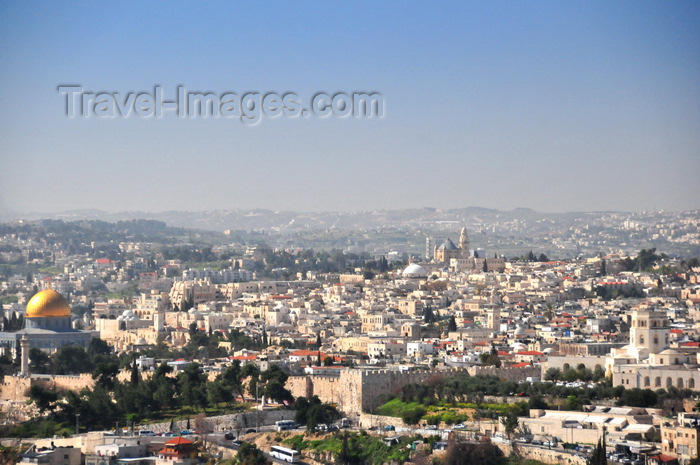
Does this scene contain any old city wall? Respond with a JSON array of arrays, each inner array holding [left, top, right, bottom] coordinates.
[[0, 376, 30, 401], [289, 366, 542, 418], [1, 373, 96, 403]]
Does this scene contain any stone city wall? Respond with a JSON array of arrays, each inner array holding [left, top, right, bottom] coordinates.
[[0, 376, 30, 401], [1, 373, 96, 402], [288, 366, 540, 418]]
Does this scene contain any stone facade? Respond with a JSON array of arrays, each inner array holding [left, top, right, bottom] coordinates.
[[0, 373, 95, 401], [287, 365, 541, 418]]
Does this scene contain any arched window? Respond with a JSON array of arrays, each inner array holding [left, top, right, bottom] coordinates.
[[689, 379, 695, 389], [667, 377, 673, 387], [655, 377, 661, 387], [644, 376, 650, 387], [678, 378, 684, 389]]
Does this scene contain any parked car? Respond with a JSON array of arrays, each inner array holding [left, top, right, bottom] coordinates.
[[231, 440, 243, 450], [384, 425, 395, 431], [425, 425, 438, 430], [453, 423, 466, 429], [224, 432, 235, 440]]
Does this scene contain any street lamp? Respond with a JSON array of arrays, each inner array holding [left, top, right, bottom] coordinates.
[[75, 414, 80, 435]]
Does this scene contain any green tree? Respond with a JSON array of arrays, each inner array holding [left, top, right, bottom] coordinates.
[[401, 406, 426, 425], [241, 363, 260, 399], [566, 395, 581, 411], [92, 361, 119, 390], [208, 379, 234, 407], [151, 362, 177, 410], [500, 411, 519, 439], [447, 316, 457, 332], [29, 384, 58, 413], [219, 360, 244, 400], [587, 436, 607, 465], [51, 345, 93, 374], [233, 442, 270, 465], [423, 305, 435, 324], [177, 363, 207, 411], [29, 347, 51, 373], [130, 356, 140, 385], [263, 381, 294, 405]]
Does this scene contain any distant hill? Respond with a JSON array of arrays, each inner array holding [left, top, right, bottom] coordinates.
[[2, 207, 639, 233]]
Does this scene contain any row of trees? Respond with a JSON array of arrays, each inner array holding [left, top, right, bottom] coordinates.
[[19, 338, 297, 436], [544, 363, 607, 382], [386, 373, 695, 418]]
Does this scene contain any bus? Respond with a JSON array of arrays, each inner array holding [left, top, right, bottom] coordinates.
[[269, 445, 300, 463], [275, 420, 297, 431]]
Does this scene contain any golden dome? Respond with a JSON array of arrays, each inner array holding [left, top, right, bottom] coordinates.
[[26, 289, 71, 318]]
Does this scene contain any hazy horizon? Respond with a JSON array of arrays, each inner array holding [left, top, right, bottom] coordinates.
[[1, 2, 699, 215]]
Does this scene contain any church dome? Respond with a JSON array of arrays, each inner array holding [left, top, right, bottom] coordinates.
[[402, 263, 428, 278], [438, 238, 458, 251], [26, 289, 71, 318]]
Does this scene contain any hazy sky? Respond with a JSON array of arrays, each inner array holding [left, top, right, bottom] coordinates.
[[1, 1, 698, 214]]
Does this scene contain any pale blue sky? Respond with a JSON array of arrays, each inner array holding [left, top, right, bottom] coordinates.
[[1, 1, 698, 214]]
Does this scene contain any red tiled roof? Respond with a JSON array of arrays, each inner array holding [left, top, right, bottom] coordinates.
[[510, 362, 531, 368], [166, 436, 194, 445], [516, 351, 544, 356], [291, 349, 327, 357]]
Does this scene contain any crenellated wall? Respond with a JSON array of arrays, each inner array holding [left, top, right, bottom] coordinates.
[[288, 365, 541, 417], [0, 373, 95, 402]]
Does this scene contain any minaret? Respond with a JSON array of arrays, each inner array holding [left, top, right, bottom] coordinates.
[[459, 227, 470, 256], [20, 334, 30, 376]]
